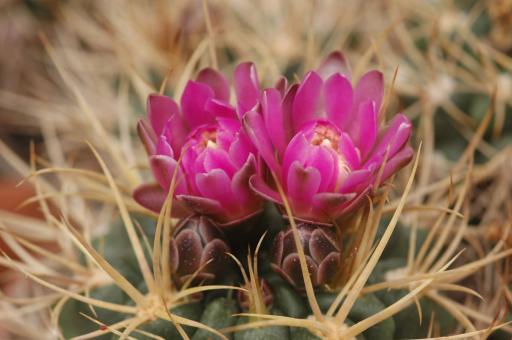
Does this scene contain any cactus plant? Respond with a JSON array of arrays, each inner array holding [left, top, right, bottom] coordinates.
[[1, 1, 512, 339]]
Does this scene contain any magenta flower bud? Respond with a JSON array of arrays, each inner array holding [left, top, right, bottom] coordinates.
[[271, 223, 341, 288], [169, 215, 230, 286], [133, 66, 263, 226], [244, 51, 413, 224]]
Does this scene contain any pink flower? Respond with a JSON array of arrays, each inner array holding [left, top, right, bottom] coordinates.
[[243, 52, 413, 224], [134, 67, 263, 226]]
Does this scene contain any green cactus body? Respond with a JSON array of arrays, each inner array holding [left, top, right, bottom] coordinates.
[[288, 319, 365, 340], [61, 210, 457, 340], [102, 216, 155, 286], [316, 292, 394, 340], [134, 302, 203, 339], [192, 297, 239, 340], [382, 292, 456, 339], [59, 284, 130, 339], [370, 258, 457, 338], [270, 281, 314, 338], [234, 308, 289, 340], [288, 327, 322, 340], [271, 282, 308, 318], [59, 299, 100, 339], [382, 225, 428, 260]]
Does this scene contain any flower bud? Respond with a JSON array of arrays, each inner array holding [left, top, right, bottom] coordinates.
[[170, 215, 230, 286], [271, 223, 342, 288]]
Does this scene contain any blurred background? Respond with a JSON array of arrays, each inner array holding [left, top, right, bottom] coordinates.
[[0, 0, 511, 338]]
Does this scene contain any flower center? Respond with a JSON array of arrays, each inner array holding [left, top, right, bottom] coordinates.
[[206, 139, 217, 148], [311, 124, 340, 149], [311, 122, 350, 169], [308, 122, 352, 190], [202, 129, 217, 147]]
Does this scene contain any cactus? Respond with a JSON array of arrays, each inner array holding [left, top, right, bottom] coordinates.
[[192, 297, 238, 340], [234, 309, 290, 340], [1, 1, 511, 339], [135, 302, 203, 339]]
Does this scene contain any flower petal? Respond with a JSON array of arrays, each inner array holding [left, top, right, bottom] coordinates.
[[162, 113, 189, 155], [324, 73, 353, 130], [227, 133, 253, 168], [180, 145, 202, 193], [205, 98, 237, 119], [133, 183, 166, 213], [317, 51, 351, 80], [281, 84, 298, 142], [312, 192, 357, 221], [282, 133, 309, 179], [304, 146, 337, 192], [234, 62, 260, 115], [150, 155, 187, 194], [216, 116, 241, 137], [133, 183, 190, 217], [287, 162, 322, 216], [366, 114, 412, 168], [231, 155, 258, 208], [351, 100, 377, 159], [262, 88, 287, 157], [177, 195, 225, 216], [336, 187, 370, 217], [150, 155, 174, 190], [339, 132, 361, 169], [243, 110, 281, 175], [380, 146, 414, 183], [137, 119, 157, 155], [196, 169, 236, 210], [275, 76, 288, 96], [181, 80, 215, 127], [196, 68, 230, 102], [292, 71, 323, 130], [352, 70, 384, 117], [203, 148, 237, 178], [338, 169, 371, 193], [147, 94, 179, 135], [249, 175, 283, 205], [155, 136, 174, 158]]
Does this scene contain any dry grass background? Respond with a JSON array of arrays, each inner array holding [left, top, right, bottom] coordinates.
[[0, 0, 511, 339]]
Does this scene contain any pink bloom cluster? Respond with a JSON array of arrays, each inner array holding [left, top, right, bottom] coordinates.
[[134, 52, 413, 226], [134, 67, 262, 226]]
